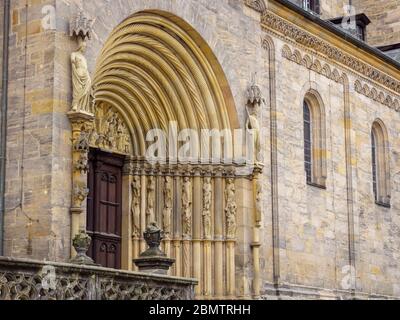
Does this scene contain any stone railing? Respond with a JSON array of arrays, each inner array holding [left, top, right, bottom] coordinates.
[[0, 257, 197, 300]]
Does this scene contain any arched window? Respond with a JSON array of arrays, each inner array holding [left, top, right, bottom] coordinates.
[[371, 120, 391, 207], [303, 91, 326, 188], [303, 0, 320, 14]]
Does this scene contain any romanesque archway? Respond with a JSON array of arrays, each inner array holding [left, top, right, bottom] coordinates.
[[87, 10, 246, 299]]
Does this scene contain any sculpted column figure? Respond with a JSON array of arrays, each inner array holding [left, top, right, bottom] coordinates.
[[182, 176, 192, 278], [146, 176, 156, 225], [131, 176, 141, 265], [203, 176, 213, 297], [163, 176, 173, 258], [68, 11, 95, 258]]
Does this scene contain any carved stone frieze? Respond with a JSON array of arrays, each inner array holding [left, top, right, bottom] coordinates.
[[262, 11, 400, 94], [244, 0, 267, 13], [354, 80, 400, 112], [90, 103, 132, 155], [281, 44, 346, 84]]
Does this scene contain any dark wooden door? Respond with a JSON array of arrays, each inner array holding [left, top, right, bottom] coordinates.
[[87, 150, 124, 269]]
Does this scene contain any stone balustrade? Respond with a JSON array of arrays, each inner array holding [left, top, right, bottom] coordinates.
[[0, 257, 196, 300]]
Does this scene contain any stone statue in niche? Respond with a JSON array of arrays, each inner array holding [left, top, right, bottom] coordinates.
[[203, 177, 212, 240], [71, 37, 93, 114], [131, 176, 141, 238], [225, 178, 237, 240], [163, 176, 173, 239], [182, 176, 192, 239], [146, 176, 156, 224]]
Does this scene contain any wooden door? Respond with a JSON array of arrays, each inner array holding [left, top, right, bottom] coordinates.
[[87, 150, 124, 269]]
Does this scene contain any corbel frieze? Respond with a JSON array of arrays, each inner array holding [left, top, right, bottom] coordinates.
[[262, 11, 400, 95], [281, 44, 346, 84], [354, 80, 400, 112], [244, 0, 267, 13]]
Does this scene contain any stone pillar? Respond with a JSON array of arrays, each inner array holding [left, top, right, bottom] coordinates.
[[68, 112, 94, 258], [202, 174, 213, 298], [182, 175, 192, 279], [192, 168, 202, 296], [214, 169, 224, 298], [225, 176, 237, 298], [252, 170, 263, 298]]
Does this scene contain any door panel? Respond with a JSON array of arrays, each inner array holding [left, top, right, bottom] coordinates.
[[87, 150, 124, 269]]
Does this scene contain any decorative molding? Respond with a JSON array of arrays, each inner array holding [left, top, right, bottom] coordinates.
[[354, 80, 400, 112], [244, 0, 267, 13], [262, 11, 400, 94], [281, 44, 346, 84]]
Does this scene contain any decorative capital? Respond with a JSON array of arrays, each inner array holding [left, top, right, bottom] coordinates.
[[247, 73, 263, 107], [70, 11, 94, 41]]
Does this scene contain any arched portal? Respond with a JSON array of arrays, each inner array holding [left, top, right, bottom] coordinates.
[[87, 11, 242, 299]]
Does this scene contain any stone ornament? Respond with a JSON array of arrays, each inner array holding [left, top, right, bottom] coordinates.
[[244, 0, 267, 13], [203, 177, 212, 240], [131, 176, 141, 238], [72, 184, 89, 209], [89, 104, 131, 154], [70, 230, 96, 266], [163, 176, 173, 239], [133, 223, 175, 275], [182, 177, 193, 240], [225, 178, 237, 240], [70, 11, 94, 40], [355, 80, 400, 112]]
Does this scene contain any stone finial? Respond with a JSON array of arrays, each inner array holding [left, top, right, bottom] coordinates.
[[133, 223, 175, 275], [70, 230, 97, 266], [70, 11, 94, 40]]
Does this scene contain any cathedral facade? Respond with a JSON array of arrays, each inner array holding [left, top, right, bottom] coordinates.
[[0, 0, 400, 299]]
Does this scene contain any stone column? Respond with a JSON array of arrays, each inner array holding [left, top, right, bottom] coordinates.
[[252, 169, 263, 298], [192, 168, 202, 296], [182, 175, 192, 278], [68, 112, 94, 258], [225, 177, 237, 298], [121, 160, 133, 271], [203, 174, 213, 298], [214, 168, 224, 298]]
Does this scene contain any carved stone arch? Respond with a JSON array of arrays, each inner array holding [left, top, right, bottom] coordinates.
[[301, 54, 312, 69], [244, 0, 267, 13], [311, 59, 322, 73], [354, 80, 362, 93], [89, 10, 242, 300], [370, 88, 378, 100], [281, 44, 292, 59], [291, 49, 302, 64], [321, 64, 332, 78]]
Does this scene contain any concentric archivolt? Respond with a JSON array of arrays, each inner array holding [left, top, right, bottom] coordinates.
[[92, 11, 237, 157]]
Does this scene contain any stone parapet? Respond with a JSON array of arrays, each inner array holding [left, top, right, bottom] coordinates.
[[0, 257, 197, 300]]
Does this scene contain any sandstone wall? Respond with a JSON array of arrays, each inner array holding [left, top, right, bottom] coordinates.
[[3, 0, 400, 299], [353, 0, 400, 47]]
